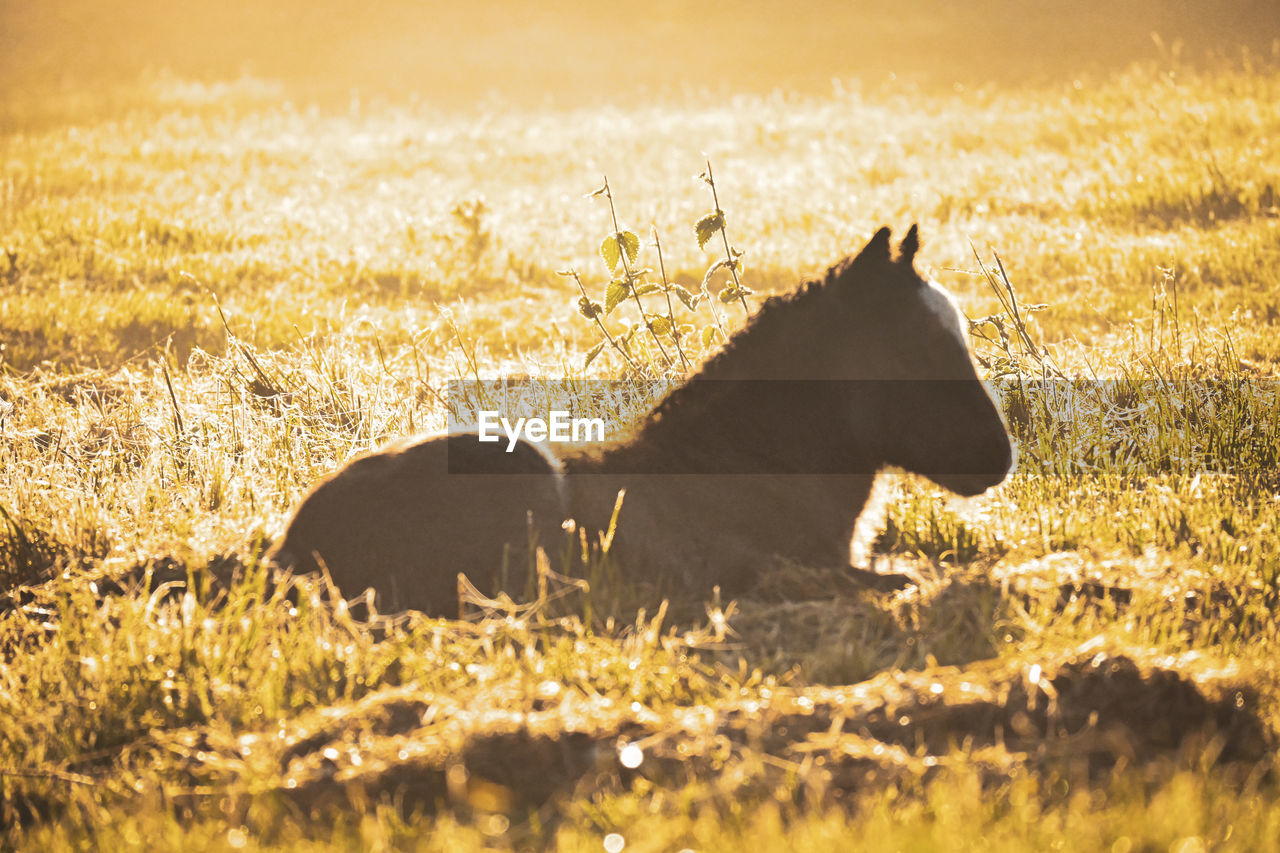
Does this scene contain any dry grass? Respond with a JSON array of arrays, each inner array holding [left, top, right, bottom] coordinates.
[[3, 56, 1280, 849]]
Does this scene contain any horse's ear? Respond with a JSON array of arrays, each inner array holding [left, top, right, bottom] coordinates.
[[898, 224, 920, 268], [860, 227, 892, 263]]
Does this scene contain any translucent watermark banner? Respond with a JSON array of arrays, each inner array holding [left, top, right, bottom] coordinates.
[[439, 377, 1280, 480]]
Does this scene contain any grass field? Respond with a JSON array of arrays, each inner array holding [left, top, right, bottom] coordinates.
[[3, 30, 1280, 851]]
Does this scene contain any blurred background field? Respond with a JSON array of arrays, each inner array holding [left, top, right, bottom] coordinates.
[[4, 0, 1279, 108], [3, 2, 1280, 850]]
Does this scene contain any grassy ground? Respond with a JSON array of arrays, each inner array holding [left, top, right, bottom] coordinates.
[[3, 57, 1280, 849]]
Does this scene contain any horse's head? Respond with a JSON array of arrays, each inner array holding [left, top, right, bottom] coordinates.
[[826, 225, 1013, 495]]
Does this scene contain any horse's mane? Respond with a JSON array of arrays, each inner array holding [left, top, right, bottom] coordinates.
[[703, 257, 855, 377], [633, 253, 860, 433]]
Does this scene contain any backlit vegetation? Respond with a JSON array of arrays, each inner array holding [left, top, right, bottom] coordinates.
[[3, 53, 1280, 849]]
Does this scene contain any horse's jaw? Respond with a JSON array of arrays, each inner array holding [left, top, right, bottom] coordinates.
[[929, 470, 1010, 497], [926, 436, 1015, 496]]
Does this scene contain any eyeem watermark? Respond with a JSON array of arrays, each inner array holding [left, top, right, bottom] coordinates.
[[477, 410, 606, 451]]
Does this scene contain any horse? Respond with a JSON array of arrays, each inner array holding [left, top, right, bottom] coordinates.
[[267, 225, 1013, 616]]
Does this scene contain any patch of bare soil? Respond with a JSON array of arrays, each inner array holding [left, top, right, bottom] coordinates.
[[158, 645, 1271, 827]]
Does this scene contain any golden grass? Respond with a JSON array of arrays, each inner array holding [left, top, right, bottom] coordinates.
[[2, 58, 1280, 849]]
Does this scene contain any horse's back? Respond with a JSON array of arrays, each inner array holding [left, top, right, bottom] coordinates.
[[269, 434, 566, 615]]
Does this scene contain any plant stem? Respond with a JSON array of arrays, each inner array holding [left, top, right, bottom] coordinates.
[[704, 159, 751, 315], [567, 268, 639, 371], [652, 226, 691, 372], [603, 177, 673, 369]]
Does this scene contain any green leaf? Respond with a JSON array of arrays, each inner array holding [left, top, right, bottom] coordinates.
[[719, 285, 741, 304], [701, 325, 723, 349], [695, 210, 725, 250], [671, 283, 699, 310], [600, 230, 640, 271], [604, 279, 630, 316], [584, 340, 607, 369], [577, 296, 603, 320], [634, 283, 662, 297], [646, 314, 673, 336], [600, 234, 621, 272], [618, 230, 640, 266]]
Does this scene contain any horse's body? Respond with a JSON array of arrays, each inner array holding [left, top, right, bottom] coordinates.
[[268, 226, 1013, 615]]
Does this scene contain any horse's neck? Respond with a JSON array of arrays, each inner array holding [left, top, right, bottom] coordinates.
[[560, 375, 881, 517], [570, 302, 895, 466], [556, 301, 893, 567]]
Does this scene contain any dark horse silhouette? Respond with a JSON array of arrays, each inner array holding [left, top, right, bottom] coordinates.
[[268, 226, 1013, 615]]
